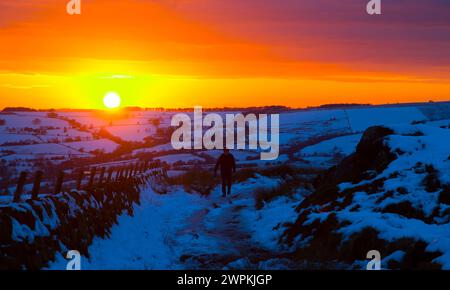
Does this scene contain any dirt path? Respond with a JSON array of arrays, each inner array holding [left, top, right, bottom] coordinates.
[[176, 191, 275, 269], [47, 182, 292, 270]]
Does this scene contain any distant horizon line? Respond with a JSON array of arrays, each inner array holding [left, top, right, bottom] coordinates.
[[1, 100, 449, 113]]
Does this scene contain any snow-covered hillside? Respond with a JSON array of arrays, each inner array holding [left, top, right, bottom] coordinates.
[[282, 123, 450, 269], [2, 102, 450, 270], [1, 103, 448, 174]]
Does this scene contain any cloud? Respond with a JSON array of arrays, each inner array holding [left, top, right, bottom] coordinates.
[[1, 0, 450, 110], [151, 0, 450, 67], [0, 0, 58, 26], [0, 83, 51, 90]]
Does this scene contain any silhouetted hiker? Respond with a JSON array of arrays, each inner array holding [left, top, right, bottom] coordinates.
[[214, 148, 236, 197]]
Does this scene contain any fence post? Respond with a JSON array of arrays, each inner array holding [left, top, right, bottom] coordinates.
[[136, 163, 141, 173], [98, 167, 106, 186], [128, 165, 133, 179], [13, 171, 27, 203], [124, 166, 129, 179], [123, 167, 128, 179], [54, 171, 64, 194], [116, 167, 122, 181], [137, 163, 141, 173], [116, 168, 123, 181], [106, 167, 113, 184], [31, 171, 43, 200], [127, 164, 132, 177], [87, 167, 97, 190], [76, 168, 84, 190], [129, 165, 134, 177], [122, 167, 127, 180]]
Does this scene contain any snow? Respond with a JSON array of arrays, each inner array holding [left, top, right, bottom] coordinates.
[[279, 109, 351, 145], [0, 113, 69, 129], [58, 111, 173, 129], [346, 107, 427, 132], [47, 174, 301, 269], [300, 134, 362, 156], [240, 195, 300, 250], [336, 210, 450, 269], [323, 123, 450, 268], [8, 201, 59, 242], [104, 125, 158, 142], [383, 124, 450, 184], [384, 250, 406, 265], [132, 143, 174, 156], [62, 139, 119, 154], [155, 154, 205, 165], [3, 143, 90, 156], [3, 104, 450, 269], [48, 189, 209, 270], [0, 133, 40, 145]]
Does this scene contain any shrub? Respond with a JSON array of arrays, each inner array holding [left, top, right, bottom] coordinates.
[[438, 185, 450, 206], [258, 164, 322, 179], [396, 187, 408, 195], [339, 227, 385, 263], [382, 201, 426, 220], [234, 168, 257, 183], [149, 117, 162, 127], [32, 118, 41, 126], [253, 177, 305, 210], [258, 164, 297, 178], [46, 112, 58, 118], [169, 169, 218, 196], [422, 164, 441, 193], [399, 240, 441, 269]]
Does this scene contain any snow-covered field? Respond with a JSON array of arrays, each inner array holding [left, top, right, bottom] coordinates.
[[2, 101, 450, 270], [296, 134, 362, 167], [346, 106, 426, 132], [61, 139, 119, 154], [1, 103, 447, 170]]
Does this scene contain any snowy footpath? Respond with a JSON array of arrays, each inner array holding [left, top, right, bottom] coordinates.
[[48, 175, 301, 270]]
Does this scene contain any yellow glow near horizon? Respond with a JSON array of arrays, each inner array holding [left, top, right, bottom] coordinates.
[[103, 92, 121, 109], [1, 0, 450, 109]]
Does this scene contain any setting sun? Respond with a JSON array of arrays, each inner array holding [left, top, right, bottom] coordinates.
[[103, 92, 121, 109]]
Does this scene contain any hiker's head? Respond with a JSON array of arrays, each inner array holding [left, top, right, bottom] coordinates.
[[223, 148, 230, 155]]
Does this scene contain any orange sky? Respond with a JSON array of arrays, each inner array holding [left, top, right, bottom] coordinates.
[[0, 0, 449, 109]]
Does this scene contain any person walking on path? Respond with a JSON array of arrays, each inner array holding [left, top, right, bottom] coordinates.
[[214, 148, 236, 197]]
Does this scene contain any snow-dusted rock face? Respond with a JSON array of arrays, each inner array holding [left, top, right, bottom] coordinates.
[[0, 177, 146, 270], [282, 124, 450, 269]]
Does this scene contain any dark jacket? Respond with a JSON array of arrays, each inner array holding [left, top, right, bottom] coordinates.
[[214, 153, 236, 176]]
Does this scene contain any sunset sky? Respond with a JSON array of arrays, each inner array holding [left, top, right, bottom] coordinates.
[[0, 0, 450, 109]]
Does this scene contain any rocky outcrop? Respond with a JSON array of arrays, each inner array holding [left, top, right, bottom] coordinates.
[[281, 125, 450, 269], [308, 126, 396, 207]]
